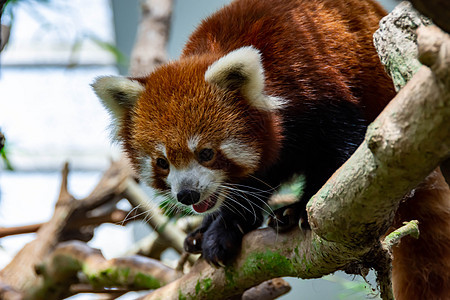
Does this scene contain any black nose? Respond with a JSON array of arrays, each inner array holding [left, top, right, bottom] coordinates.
[[177, 190, 201, 205]]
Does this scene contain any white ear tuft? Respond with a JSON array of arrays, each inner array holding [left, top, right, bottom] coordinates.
[[91, 76, 145, 120], [91, 76, 145, 140], [205, 46, 284, 111]]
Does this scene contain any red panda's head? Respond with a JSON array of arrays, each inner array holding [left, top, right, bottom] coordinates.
[[92, 47, 283, 214]]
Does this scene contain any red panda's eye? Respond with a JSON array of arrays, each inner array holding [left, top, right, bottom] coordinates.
[[156, 158, 169, 170], [198, 148, 215, 162]]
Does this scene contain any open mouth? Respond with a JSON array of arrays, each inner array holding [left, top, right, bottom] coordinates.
[[192, 192, 219, 213]]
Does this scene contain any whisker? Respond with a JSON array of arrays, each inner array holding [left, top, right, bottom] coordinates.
[[220, 185, 276, 218], [224, 182, 278, 194], [248, 175, 280, 191], [119, 203, 142, 225], [216, 191, 248, 220]]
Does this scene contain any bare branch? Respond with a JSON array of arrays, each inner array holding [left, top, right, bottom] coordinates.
[[0, 282, 23, 300], [0, 209, 144, 238], [241, 278, 291, 300], [0, 163, 79, 292]]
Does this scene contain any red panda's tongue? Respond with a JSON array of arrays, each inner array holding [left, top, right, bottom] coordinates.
[[192, 195, 217, 213], [192, 201, 210, 213]]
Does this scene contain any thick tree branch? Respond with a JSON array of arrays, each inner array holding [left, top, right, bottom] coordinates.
[[0, 163, 78, 293], [308, 25, 450, 246], [141, 228, 365, 300]]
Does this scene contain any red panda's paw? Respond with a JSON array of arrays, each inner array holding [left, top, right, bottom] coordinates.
[[268, 203, 308, 232], [201, 221, 244, 267], [184, 229, 204, 254]]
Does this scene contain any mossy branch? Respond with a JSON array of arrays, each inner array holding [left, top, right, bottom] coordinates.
[[29, 241, 180, 300], [382, 220, 420, 252]]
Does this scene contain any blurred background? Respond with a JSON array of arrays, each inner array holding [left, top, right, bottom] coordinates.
[[0, 0, 397, 299]]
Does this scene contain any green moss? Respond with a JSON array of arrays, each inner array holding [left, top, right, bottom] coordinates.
[[224, 267, 236, 287], [240, 250, 296, 278], [202, 278, 212, 291], [82, 266, 160, 289], [178, 289, 187, 300], [195, 280, 201, 294], [134, 272, 161, 289], [193, 277, 214, 298]]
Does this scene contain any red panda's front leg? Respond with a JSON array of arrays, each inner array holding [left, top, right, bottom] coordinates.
[[184, 214, 214, 255]]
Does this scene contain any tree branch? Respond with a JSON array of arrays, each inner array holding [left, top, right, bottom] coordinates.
[[0, 160, 135, 295], [30, 241, 180, 300], [241, 278, 291, 300], [382, 220, 420, 251], [308, 25, 450, 246], [122, 178, 197, 264], [129, 0, 174, 76], [0, 209, 144, 238]]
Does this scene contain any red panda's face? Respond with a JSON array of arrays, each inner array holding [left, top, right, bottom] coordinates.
[[92, 47, 283, 214]]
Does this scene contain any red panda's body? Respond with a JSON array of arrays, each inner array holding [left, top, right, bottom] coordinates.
[[92, 0, 449, 299]]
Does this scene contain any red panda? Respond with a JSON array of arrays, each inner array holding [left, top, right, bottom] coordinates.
[[92, 0, 449, 298]]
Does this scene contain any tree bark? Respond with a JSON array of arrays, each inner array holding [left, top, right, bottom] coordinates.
[[128, 0, 174, 76], [29, 241, 180, 300]]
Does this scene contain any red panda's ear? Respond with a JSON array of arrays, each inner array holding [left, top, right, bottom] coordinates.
[[91, 76, 145, 138], [205, 46, 284, 111]]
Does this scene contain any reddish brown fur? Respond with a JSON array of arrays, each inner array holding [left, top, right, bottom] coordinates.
[[183, 0, 393, 121], [391, 169, 450, 300]]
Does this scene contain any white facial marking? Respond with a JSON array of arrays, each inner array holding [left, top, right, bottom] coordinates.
[[220, 138, 260, 170], [187, 135, 201, 152], [167, 161, 225, 202], [155, 143, 167, 157]]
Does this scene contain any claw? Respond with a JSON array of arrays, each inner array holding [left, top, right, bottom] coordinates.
[[283, 208, 294, 217], [299, 217, 305, 227], [236, 223, 244, 234]]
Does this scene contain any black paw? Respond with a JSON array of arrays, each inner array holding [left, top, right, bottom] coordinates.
[[268, 203, 308, 231], [184, 228, 204, 254], [201, 222, 243, 267]]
